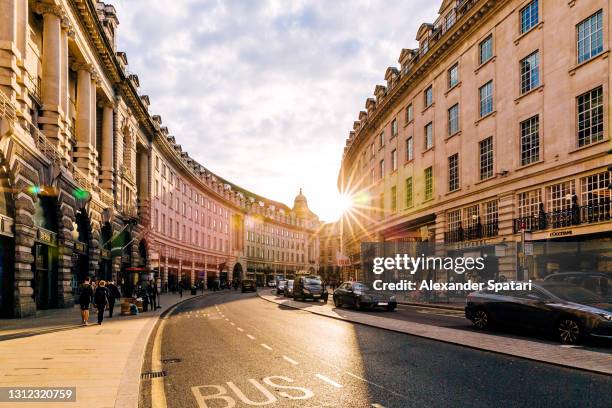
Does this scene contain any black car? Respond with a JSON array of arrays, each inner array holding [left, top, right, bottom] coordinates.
[[544, 272, 611, 301], [465, 282, 612, 344], [241, 279, 256, 293], [276, 280, 287, 295], [333, 281, 397, 311], [293, 276, 328, 302]]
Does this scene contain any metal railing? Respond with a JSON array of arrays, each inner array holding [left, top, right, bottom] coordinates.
[[513, 203, 611, 233], [444, 220, 499, 243], [0, 90, 16, 121]]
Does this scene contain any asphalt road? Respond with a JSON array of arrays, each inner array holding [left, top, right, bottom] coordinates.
[[140, 291, 612, 408]]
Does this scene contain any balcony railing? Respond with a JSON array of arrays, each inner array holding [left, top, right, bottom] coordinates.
[[513, 203, 611, 233], [0, 90, 16, 121], [444, 220, 499, 243]]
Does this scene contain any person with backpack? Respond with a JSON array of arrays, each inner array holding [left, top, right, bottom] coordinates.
[[107, 281, 121, 318], [79, 276, 94, 326], [94, 280, 110, 325]]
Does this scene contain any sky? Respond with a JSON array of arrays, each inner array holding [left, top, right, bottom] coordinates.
[[111, 0, 439, 222]]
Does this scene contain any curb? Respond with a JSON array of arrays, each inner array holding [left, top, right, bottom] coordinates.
[[257, 291, 612, 377], [398, 301, 464, 311], [114, 293, 209, 408]]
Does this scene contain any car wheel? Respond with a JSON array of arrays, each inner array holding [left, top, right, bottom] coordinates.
[[472, 309, 490, 330], [355, 298, 363, 311], [386, 305, 396, 312], [333, 296, 341, 308], [557, 318, 581, 344], [322, 296, 328, 304]]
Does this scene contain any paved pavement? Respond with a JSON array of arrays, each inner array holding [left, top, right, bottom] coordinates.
[[0, 291, 210, 408], [259, 291, 612, 376], [140, 291, 612, 408]]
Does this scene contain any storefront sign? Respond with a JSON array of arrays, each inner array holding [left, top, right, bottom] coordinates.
[[74, 241, 87, 254], [100, 249, 111, 259], [37, 228, 57, 246], [549, 230, 573, 238]]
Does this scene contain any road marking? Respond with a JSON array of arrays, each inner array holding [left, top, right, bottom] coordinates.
[[345, 372, 409, 400], [225, 318, 229, 321], [315, 374, 342, 388], [283, 356, 299, 365], [372, 404, 386, 408], [246, 334, 256, 340], [260, 343, 272, 351], [237, 327, 244, 332], [230, 322, 235, 326]]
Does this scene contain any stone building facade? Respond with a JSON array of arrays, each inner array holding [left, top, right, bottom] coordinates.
[[338, 0, 611, 283], [0, 0, 319, 318]]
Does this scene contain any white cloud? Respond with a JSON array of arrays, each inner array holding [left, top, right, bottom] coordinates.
[[111, 0, 439, 221]]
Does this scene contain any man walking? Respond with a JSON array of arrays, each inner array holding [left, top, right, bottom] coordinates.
[[94, 280, 110, 325], [147, 282, 157, 310], [79, 277, 94, 326], [107, 281, 121, 318]]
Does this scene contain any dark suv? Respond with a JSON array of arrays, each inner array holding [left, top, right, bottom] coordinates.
[[293, 276, 328, 303], [241, 279, 256, 293]]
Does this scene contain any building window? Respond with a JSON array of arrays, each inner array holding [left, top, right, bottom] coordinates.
[[424, 85, 433, 107], [378, 131, 384, 147], [479, 35, 493, 65], [448, 63, 459, 89], [479, 81, 494, 117], [379, 193, 384, 219], [520, 0, 539, 34], [445, 9, 456, 31], [520, 51, 540, 94], [463, 205, 480, 230], [479, 136, 494, 180], [577, 11, 604, 64], [370, 168, 375, 184], [370, 143, 375, 157], [581, 171, 610, 209], [448, 153, 459, 192], [546, 180, 575, 213], [447, 209, 461, 231], [406, 104, 413, 123], [406, 137, 414, 161], [483, 200, 499, 232], [577, 86, 604, 147], [448, 104, 460, 135], [425, 122, 433, 149], [391, 186, 397, 213], [424, 167, 433, 201], [405, 177, 413, 208], [379, 159, 385, 179], [391, 149, 397, 171], [518, 189, 541, 218], [391, 119, 398, 137], [520, 115, 540, 166]]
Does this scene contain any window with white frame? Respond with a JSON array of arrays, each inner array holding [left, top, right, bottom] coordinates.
[[520, 0, 539, 34], [424, 167, 433, 200], [520, 51, 540, 94], [479, 81, 494, 117], [546, 180, 575, 212], [520, 115, 540, 166], [391, 119, 398, 137], [391, 186, 397, 213], [448, 104, 460, 135], [379, 131, 385, 147], [448, 153, 459, 192], [463, 205, 480, 228], [448, 63, 459, 89], [406, 137, 414, 161], [405, 177, 413, 208], [518, 189, 541, 217], [406, 104, 413, 122], [577, 86, 604, 147], [425, 122, 433, 149], [391, 149, 397, 171], [479, 136, 494, 180], [479, 35, 493, 65], [581, 171, 610, 207], [379, 159, 385, 179], [577, 10, 604, 64], [483, 200, 499, 225], [424, 86, 433, 107], [447, 209, 461, 231]]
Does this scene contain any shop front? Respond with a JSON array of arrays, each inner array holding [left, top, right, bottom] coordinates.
[[32, 196, 59, 310]]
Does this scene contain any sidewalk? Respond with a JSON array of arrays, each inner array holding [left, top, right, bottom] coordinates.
[[0, 291, 209, 408], [259, 291, 612, 376]]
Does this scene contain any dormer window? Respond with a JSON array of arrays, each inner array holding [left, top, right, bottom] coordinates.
[[421, 39, 429, 54]]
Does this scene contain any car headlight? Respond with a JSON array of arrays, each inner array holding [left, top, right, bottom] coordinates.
[[598, 313, 612, 321]]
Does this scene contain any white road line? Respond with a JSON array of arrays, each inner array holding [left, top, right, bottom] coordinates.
[[283, 356, 299, 365], [246, 334, 256, 340], [315, 374, 342, 388], [225, 318, 229, 321], [260, 344, 273, 351], [371, 404, 386, 408], [345, 372, 408, 400], [230, 322, 235, 326], [237, 327, 244, 332]]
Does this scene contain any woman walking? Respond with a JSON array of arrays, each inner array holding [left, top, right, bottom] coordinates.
[[94, 280, 110, 325], [79, 276, 94, 326]]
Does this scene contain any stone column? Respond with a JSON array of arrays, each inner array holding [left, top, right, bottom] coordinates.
[[100, 103, 114, 191], [90, 74, 98, 181], [138, 149, 149, 200], [73, 63, 93, 175], [37, 3, 63, 144]]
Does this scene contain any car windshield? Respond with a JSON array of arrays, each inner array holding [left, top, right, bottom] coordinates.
[[353, 283, 371, 291], [543, 284, 603, 304], [304, 277, 321, 285], [287, 281, 294, 288]]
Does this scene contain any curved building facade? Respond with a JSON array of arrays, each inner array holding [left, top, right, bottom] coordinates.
[[339, 0, 611, 282]]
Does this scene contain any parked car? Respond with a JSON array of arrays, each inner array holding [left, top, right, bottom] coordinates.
[[241, 279, 256, 293], [333, 281, 397, 311], [276, 280, 287, 295], [544, 272, 610, 301], [465, 282, 612, 344], [268, 280, 277, 288], [293, 276, 328, 303], [284, 280, 294, 298]]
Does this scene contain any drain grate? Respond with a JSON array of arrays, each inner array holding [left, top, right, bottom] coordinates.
[[161, 358, 181, 364], [141, 371, 167, 379]]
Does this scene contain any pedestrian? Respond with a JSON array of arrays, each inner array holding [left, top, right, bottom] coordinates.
[[78, 276, 94, 326], [178, 282, 183, 298], [94, 280, 110, 325], [147, 282, 157, 309], [107, 280, 121, 318]]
